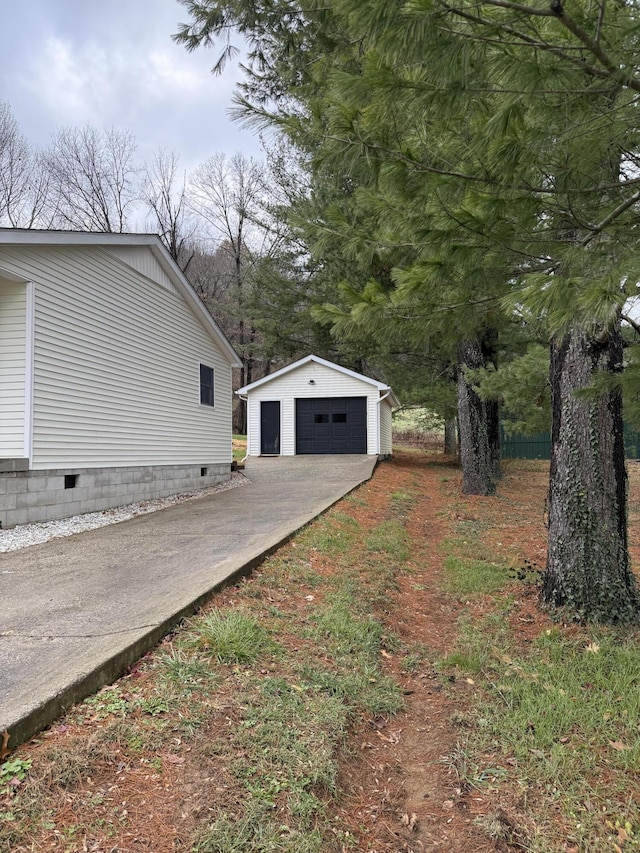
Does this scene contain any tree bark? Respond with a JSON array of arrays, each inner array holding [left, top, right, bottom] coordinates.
[[444, 417, 457, 456], [457, 337, 501, 495], [542, 322, 640, 623]]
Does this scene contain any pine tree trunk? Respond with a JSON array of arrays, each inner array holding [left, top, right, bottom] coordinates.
[[457, 338, 500, 495], [542, 323, 640, 623], [444, 418, 457, 455]]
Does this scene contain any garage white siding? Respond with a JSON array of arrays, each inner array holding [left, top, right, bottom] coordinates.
[[0, 246, 233, 469], [244, 360, 383, 456], [0, 279, 27, 458], [379, 398, 393, 455]]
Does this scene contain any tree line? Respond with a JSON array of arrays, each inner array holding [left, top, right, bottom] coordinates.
[[171, 0, 640, 625]]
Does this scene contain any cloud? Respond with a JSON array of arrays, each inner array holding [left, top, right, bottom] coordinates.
[[25, 37, 110, 128], [25, 34, 231, 128], [2, 0, 261, 165], [143, 49, 217, 101]]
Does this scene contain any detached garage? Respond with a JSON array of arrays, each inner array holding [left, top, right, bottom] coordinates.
[[237, 355, 398, 457]]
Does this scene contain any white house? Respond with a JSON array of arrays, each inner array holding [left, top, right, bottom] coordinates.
[[0, 229, 242, 528], [237, 354, 398, 457]]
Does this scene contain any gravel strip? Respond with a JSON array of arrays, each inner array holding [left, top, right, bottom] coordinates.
[[0, 472, 250, 554]]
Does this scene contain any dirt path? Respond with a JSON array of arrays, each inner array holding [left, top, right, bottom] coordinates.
[[332, 451, 520, 852]]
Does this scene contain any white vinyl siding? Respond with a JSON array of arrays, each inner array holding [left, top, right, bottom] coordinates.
[[379, 398, 393, 455], [0, 279, 27, 457], [105, 246, 177, 295], [0, 246, 233, 469], [246, 361, 380, 456]]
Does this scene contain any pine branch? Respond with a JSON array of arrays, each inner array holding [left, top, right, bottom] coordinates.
[[477, 0, 640, 92], [581, 190, 640, 246], [445, 3, 615, 83], [549, 0, 640, 92], [595, 0, 606, 43], [482, 0, 554, 16]]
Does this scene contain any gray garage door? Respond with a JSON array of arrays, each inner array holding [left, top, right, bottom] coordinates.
[[295, 397, 367, 454]]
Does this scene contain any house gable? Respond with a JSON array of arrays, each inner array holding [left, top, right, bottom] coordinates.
[[237, 353, 394, 397]]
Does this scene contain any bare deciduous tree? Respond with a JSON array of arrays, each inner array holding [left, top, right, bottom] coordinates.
[[0, 102, 55, 228], [45, 125, 139, 232], [189, 152, 267, 272], [143, 149, 195, 271]]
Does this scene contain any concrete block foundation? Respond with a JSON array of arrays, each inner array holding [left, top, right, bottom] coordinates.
[[0, 463, 230, 529]]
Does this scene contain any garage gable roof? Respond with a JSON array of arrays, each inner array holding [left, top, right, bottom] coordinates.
[[0, 228, 242, 368], [237, 354, 399, 406]]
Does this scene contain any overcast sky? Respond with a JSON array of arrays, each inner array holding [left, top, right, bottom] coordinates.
[[0, 0, 261, 172]]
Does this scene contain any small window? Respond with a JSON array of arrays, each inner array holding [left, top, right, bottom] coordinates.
[[332, 413, 347, 423], [201, 467, 207, 477], [64, 474, 77, 489], [200, 364, 215, 407], [314, 413, 329, 424]]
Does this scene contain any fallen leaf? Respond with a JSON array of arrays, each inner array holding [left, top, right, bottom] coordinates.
[[492, 647, 512, 665], [609, 740, 628, 751], [465, 678, 475, 685], [618, 826, 630, 843], [585, 642, 600, 654], [375, 729, 400, 744], [381, 650, 393, 659], [165, 754, 184, 764], [400, 812, 418, 831], [443, 800, 454, 809], [0, 730, 10, 760]]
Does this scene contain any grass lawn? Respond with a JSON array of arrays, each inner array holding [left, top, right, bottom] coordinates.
[[232, 434, 247, 462]]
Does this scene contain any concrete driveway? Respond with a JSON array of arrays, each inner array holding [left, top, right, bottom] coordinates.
[[0, 455, 377, 749]]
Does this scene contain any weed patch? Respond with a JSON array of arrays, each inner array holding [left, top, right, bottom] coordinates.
[[190, 609, 270, 664], [365, 520, 411, 563], [442, 555, 510, 596], [154, 647, 220, 696], [442, 619, 640, 849], [192, 799, 326, 853], [389, 490, 417, 518], [296, 512, 359, 558]]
